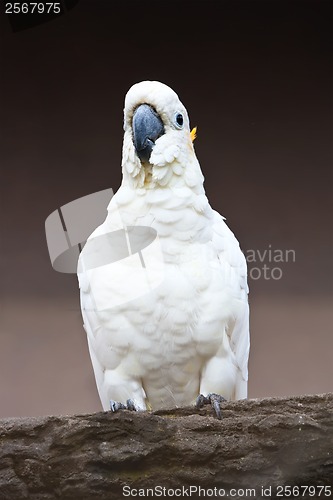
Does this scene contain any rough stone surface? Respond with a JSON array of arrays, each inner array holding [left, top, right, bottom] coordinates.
[[0, 394, 332, 499]]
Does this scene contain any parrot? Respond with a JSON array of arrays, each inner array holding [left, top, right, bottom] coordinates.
[[77, 81, 250, 418]]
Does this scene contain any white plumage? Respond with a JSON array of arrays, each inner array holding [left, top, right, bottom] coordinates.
[[78, 81, 250, 412]]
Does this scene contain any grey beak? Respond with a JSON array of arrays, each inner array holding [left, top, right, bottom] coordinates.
[[132, 104, 165, 163]]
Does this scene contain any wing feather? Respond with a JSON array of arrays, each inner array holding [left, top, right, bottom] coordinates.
[[211, 210, 250, 398]]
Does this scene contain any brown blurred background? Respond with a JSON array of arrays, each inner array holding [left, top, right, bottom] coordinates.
[[0, 0, 332, 417]]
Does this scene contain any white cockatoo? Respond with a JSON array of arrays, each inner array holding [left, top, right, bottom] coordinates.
[[78, 81, 249, 418]]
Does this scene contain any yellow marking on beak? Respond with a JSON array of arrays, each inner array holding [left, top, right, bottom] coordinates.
[[190, 127, 197, 142]]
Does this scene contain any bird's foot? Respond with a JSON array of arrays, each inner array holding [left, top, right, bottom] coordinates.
[[196, 393, 226, 419], [110, 398, 137, 413]]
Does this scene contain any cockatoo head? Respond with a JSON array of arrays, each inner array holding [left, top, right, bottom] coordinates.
[[122, 81, 202, 189]]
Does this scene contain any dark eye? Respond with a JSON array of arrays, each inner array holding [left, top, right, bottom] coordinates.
[[175, 113, 184, 129]]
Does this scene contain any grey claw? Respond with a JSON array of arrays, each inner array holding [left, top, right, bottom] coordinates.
[[126, 399, 136, 411], [196, 394, 209, 409], [110, 400, 126, 412], [110, 399, 137, 413], [196, 393, 226, 419], [211, 395, 222, 419]]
